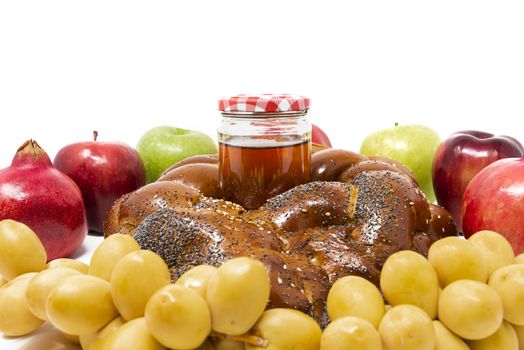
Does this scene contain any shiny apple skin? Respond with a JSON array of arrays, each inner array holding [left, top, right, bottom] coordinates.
[[0, 141, 88, 261], [312, 124, 332, 147], [462, 157, 524, 254], [432, 131, 523, 231], [54, 141, 145, 233]]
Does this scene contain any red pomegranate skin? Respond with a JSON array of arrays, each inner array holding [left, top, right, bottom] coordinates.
[[0, 140, 87, 261], [462, 157, 524, 254]]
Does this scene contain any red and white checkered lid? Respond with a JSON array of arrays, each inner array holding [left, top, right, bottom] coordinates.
[[218, 94, 310, 113]]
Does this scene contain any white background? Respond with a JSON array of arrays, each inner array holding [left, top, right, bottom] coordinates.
[[1, 0, 524, 168], [1, 1, 524, 349]]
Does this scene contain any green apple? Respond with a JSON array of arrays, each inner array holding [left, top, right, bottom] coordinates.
[[360, 123, 441, 202], [137, 126, 217, 183]]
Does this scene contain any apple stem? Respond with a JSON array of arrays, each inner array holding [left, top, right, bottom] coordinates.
[[93, 130, 98, 142]]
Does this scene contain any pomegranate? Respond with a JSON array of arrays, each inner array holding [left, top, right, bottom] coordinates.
[[0, 140, 88, 261]]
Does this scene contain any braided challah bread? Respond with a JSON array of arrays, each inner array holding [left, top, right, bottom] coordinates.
[[104, 149, 457, 325]]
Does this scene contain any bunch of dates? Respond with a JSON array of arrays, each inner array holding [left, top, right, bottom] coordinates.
[[1, 219, 524, 350]]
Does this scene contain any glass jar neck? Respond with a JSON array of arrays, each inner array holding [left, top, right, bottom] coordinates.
[[220, 110, 308, 119]]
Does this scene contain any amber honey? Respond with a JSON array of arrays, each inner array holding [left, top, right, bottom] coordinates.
[[219, 137, 311, 210]]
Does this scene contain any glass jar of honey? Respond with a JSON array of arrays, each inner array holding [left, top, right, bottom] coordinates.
[[218, 94, 311, 210]]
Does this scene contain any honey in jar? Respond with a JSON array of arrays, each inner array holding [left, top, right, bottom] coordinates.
[[218, 94, 311, 210]]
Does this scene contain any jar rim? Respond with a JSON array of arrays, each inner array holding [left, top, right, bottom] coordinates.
[[220, 110, 308, 118]]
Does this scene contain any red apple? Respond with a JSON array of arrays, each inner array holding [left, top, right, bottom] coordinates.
[[54, 132, 146, 233], [0, 140, 87, 261], [462, 157, 524, 254], [312, 124, 332, 147], [432, 131, 523, 231]]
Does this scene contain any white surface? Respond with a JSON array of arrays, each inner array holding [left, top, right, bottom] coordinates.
[[0, 235, 102, 350], [1, 1, 524, 167], [1, 1, 524, 348]]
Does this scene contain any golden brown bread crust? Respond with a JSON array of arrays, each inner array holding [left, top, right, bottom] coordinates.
[[104, 150, 458, 325], [158, 163, 222, 198], [338, 159, 418, 186], [103, 181, 201, 236], [249, 181, 353, 232], [160, 154, 218, 176], [411, 203, 457, 255], [311, 149, 367, 181], [367, 155, 419, 185]]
